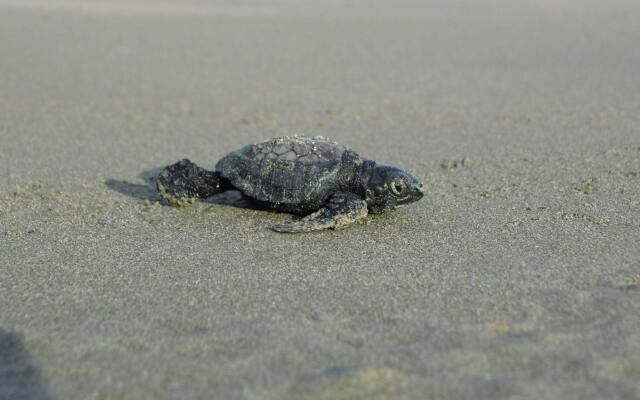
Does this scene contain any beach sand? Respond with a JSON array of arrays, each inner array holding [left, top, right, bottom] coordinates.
[[1, 1, 639, 399]]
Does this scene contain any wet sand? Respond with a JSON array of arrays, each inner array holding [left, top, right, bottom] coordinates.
[[1, 1, 639, 399]]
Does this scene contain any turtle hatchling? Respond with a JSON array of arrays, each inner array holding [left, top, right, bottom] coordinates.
[[156, 136, 424, 232]]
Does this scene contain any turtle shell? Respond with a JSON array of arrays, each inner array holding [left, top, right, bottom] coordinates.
[[215, 136, 348, 205]]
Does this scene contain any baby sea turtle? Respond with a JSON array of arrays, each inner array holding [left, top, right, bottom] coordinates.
[[156, 136, 424, 233]]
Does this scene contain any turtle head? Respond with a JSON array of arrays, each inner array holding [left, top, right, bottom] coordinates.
[[365, 165, 424, 213]]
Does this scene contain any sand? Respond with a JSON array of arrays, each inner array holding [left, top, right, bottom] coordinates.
[[1, 1, 639, 399]]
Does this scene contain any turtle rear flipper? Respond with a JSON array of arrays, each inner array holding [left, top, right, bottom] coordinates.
[[271, 192, 367, 233], [156, 159, 231, 206]]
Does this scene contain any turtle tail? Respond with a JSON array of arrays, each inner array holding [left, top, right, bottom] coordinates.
[[155, 159, 230, 206]]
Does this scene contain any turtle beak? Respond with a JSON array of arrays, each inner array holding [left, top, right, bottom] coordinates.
[[416, 182, 425, 197]]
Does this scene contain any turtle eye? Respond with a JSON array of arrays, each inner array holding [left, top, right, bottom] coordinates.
[[391, 180, 405, 196]]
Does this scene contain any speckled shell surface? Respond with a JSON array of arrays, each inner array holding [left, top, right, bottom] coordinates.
[[215, 136, 348, 205]]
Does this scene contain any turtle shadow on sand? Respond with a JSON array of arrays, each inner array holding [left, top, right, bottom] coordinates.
[[0, 329, 52, 400], [104, 168, 266, 211], [104, 167, 163, 202]]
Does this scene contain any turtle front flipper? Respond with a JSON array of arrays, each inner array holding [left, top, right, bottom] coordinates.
[[271, 192, 368, 233], [156, 159, 230, 206]]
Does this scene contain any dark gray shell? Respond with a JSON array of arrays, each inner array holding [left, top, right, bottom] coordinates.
[[215, 136, 348, 205]]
